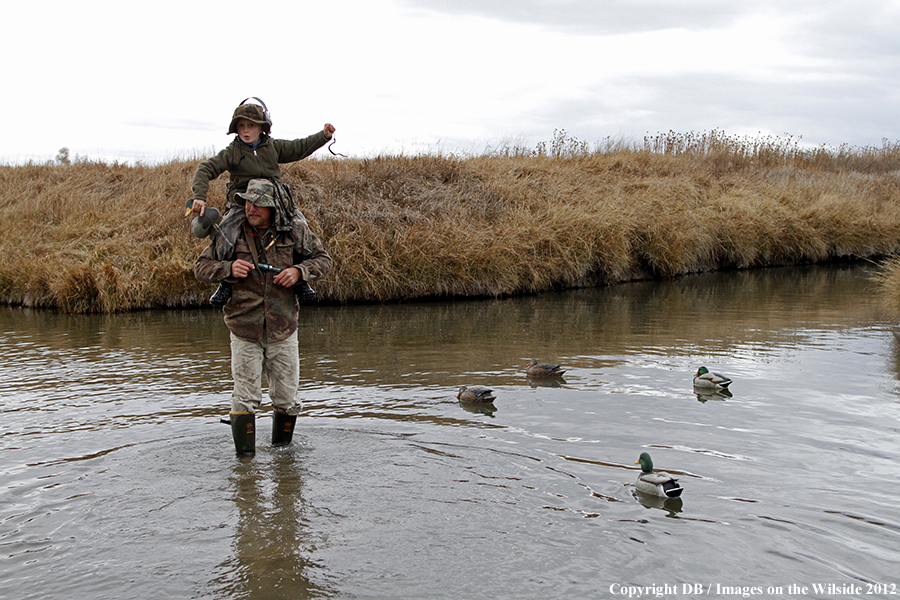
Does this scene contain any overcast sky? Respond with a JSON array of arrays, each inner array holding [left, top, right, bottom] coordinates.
[[4, 0, 899, 164]]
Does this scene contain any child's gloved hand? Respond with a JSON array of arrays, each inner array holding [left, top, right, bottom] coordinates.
[[185, 198, 206, 217]]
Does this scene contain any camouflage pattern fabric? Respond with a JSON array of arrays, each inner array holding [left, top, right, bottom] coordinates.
[[228, 102, 271, 134], [194, 215, 333, 344], [272, 179, 298, 233], [211, 179, 305, 262]]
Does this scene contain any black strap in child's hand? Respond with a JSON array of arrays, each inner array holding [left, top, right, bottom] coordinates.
[[328, 137, 348, 158]]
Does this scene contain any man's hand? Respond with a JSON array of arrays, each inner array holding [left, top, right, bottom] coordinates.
[[231, 259, 255, 278], [323, 123, 335, 139], [273, 267, 302, 287]]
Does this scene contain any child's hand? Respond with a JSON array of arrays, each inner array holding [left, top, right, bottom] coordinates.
[[323, 123, 335, 139]]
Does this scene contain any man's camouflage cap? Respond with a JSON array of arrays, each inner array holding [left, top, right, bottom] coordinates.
[[235, 179, 276, 208]]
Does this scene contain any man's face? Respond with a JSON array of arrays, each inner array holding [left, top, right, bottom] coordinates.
[[237, 119, 263, 144], [245, 201, 274, 228]]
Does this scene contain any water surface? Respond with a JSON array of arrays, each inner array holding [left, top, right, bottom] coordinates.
[[2, 264, 899, 599]]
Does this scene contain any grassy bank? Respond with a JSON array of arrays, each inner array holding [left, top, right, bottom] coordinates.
[[2, 130, 900, 313]]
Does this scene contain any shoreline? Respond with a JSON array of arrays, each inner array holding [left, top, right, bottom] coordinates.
[[2, 133, 900, 313]]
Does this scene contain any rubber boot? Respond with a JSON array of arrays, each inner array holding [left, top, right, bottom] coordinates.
[[210, 282, 233, 306], [272, 411, 297, 446], [230, 412, 256, 456], [294, 280, 316, 302]]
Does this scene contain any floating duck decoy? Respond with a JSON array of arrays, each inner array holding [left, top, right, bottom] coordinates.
[[693, 366, 732, 390], [634, 452, 684, 498], [457, 385, 496, 403], [525, 358, 566, 378]]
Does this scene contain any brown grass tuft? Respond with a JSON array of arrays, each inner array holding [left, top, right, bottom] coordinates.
[[871, 255, 900, 318]]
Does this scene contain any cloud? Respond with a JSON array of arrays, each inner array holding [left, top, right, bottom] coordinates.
[[392, 0, 900, 148], [400, 0, 754, 34], [2, 0, 898, 164]]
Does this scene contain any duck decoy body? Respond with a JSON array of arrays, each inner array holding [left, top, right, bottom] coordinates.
[[634, 452, 684, 498], [693, 366, 732, 389], [525, 359, 566, 378], [457, 385, 496, 403]]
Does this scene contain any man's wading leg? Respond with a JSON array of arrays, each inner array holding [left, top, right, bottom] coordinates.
[[229, 333, 265, 455], [266, 331, 301, 445], [230, 412, 256, 456]]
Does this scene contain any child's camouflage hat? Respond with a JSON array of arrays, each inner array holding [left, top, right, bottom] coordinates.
[[228, 101, 272, 134], [236, 179, 276, 207]]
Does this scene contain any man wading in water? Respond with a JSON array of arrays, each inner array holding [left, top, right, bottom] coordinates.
[[194, 179, 333, 455]]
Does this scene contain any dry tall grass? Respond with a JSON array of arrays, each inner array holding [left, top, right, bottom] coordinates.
[[871, 256, 900, 318], [2, 130, 900, 313]]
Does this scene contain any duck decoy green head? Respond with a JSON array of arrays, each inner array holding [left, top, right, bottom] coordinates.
[[635, 452, 654, 473], [693, 366, 733, 389], [634, 452, 683, 498]]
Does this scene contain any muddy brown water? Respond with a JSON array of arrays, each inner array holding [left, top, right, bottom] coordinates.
[[2, 264, 899, 599]]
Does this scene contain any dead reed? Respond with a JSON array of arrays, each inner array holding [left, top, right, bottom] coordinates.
[[871, 256, 900, 318], [2, 130, 900, 313]]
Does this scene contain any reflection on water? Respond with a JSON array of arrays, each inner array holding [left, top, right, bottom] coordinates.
[[210, 452, 328, 600], [2, 264, 900, 599], [296, 263, 886, 389], [693, 386, 733, 402], [526, 376, 567, 388], [634, 491, 684, 516], [457, 399, 498, 417]]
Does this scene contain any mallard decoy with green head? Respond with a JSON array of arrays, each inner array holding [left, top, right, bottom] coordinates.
[[693, 366, 732, 389], [634, 452, 683, 498]]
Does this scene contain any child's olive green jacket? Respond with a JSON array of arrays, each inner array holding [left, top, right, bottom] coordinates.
[[191, 131, 329, 205]]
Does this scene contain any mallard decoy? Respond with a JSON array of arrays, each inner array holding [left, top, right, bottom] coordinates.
[[693, 366, 732, 389], [525, 358, 566, 378], [457, 385, 496, 403], [634, 452, 683, 498]]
